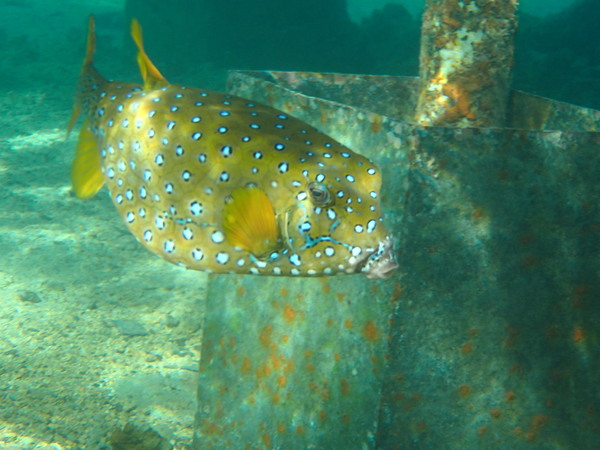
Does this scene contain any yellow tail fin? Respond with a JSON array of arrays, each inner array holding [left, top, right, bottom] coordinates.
[[130, 18, 168, 90], [71, 121, 104, 199]]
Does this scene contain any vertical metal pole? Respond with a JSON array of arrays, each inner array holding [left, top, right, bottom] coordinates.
[[416, 0, 518, 127]]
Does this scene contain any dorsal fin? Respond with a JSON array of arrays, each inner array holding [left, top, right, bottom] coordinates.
[[130, 18, 169, 90], [67, 15, 96, 138]]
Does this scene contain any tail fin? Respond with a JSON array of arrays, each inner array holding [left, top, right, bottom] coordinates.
[[130, 18, 168, 90], [67, 15, 97, 138], [68, 15, 105, 199]]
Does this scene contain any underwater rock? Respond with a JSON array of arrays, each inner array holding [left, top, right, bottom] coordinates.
[[109, 422, 171, 450], [112, 319, 149, 337], [19, 290, 42, 303]]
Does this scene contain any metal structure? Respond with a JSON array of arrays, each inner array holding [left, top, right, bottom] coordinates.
[[194, 1, 600, 448]]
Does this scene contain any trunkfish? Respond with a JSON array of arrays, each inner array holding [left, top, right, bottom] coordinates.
[[67, 16, 398, 279]]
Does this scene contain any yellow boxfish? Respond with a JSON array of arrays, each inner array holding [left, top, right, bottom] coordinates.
[[68, 17, 398, 279]]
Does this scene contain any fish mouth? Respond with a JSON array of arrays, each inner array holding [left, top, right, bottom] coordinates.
[[357, 235, 398, 280]]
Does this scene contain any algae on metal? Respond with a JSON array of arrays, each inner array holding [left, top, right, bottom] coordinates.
[[220, 65, 600, 449], [194, 0, 600, 448]]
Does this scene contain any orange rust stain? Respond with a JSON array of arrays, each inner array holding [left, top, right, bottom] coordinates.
[[571, 284, 590, 308], [334, 353, 341, 362], [504, 325, 520, 348], [296, 292, 304, 301], [363, 321, 380, 342], [304, 350, 313, 358], [241, 357, 251, 374], [371, 284, 379, 294], [532, 414, 550, 430], [340, 378, 350, 396], [344, 319, 353, 329], [477, 426, 488, 436], [295, 426, 305, 435], [509, 363, 524, 376], [319, 409, 327, 422], [472, 209, 483, 219], [272, 300, 280, 309], [573, 326, 585, 343], [283, 305, 296, 323], [468, 328, 479, 337], [248, 396, 255, 405], [525, 431, 537, 442], [393, 392, 405, 403], [321, 386, 331, 401], [270, 353, 282, 370], [277, 423, 286, 434], [284, 360, 295, 374], [326, 318, 334, 327], [259, 325, 275, 349], [202, 419, 224, 436], [280, 288, 288, 297], [391, 283, 404, 303], [282, 334, 289, 343], [306, 363, 315, 373], [277, 376, 287, 388], [519, 233, 535, 246], [458, 385, 471, 397], [521, 254, 539, 268], [524, 413, 550, 441], [461, 341, 473, 354], [320, 112, 327, 124], [513, 426, 523, 436], [236, 286, 245, 296], [416, 422, 427, 432], [336, 292, 345, 302], [505, 391, 517, 402], [256, 362, 272, 378], [371, 116, 381, 133], [272, 393, 280, 404], [490, 408, 501, 419], [322, 283, 331, 294], [262, 433, 271, 447], [342, 414, 350, 424], [441, 83, 476, 121]]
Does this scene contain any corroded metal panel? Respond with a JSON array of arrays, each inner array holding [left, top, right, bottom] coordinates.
[[194, 70, 600, 449]]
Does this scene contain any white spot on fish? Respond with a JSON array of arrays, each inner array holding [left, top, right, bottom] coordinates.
[[216, 252, 229, 264], [192, 248, 204, 261], [164, 240, 175, 253], [211, 230, 225, 243]]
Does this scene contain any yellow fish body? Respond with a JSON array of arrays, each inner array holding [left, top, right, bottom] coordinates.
[[68, 17, 397, 279]]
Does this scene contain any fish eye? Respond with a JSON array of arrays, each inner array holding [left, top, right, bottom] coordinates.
[[308, 182, 331, 205]]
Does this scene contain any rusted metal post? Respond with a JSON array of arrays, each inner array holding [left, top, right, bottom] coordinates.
[[416, 0, 518, 127]]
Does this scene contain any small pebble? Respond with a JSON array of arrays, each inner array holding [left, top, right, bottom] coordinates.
[[165, 314, 180, 328], [19, 290, 42, 303], [112, 319, 148, 336]]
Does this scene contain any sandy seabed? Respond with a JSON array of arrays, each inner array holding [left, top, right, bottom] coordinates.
[[0, 1, 209, 448]]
